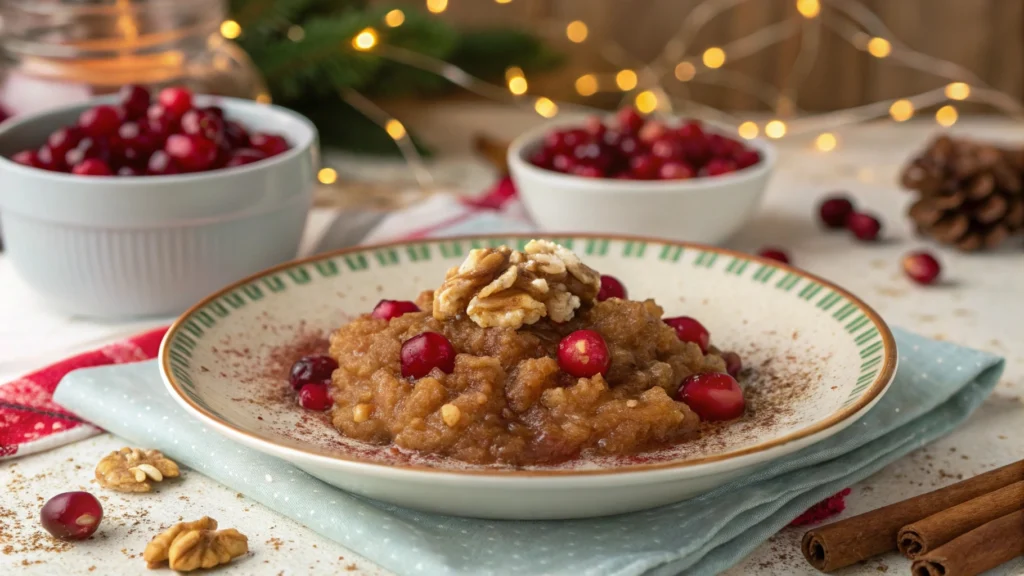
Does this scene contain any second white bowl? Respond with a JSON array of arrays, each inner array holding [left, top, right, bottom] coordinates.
[[508, 121, 775, 244]]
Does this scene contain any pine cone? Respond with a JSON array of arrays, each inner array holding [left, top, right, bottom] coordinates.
[[900, 135, 1024, 251]]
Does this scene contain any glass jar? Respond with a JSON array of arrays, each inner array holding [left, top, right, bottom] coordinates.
[[0, 0, 266, 117]]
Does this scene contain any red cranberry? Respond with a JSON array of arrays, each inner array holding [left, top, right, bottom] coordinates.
[[597, 275, 627, 301], [77, 105, 121, 138], [616, 135, 641, 156], [157, 86, 193, 116], [117, 166, 143, 176], [146, 150, 181, 175], [557, 329, 611, 378], [250, 133, 289, 157], [757, 247, 790, 264], [652, 138, 685, 160], [639, 121, 668, 144], [37, 145, 66, 171], [529, 149, 553, 169], [118, 84, 151, 119], [112, 122, 156, 166], [224, 120, 250, 148], [165, 134, 217, 172], [659, 161, 695, 180], [72, 158, 113, 176], [734, 149, 760, 169], [181, 109, 224, 141], [371, 299, 420, 321], [400, 332, 456, 379], [204, 105, 225, 118], [298, 383, 332, 411], [616, 107, 645, 134], [289, 354, 338, 391], [704, 158, 737, 177], [819, 196, 855, 229], [678, 372, 745, 421], [902, 251, 941, 285], [40, 491, 103, 541], [629, 154, 661, 179], [847, 212, 882, 241], [677, 120, 705, 140], [225, 148, 266, 168], [721, 351, 743, 378], [708, 133, 741, 157], [570, 165, 603, 178], [583, 115, 606, 138], [64, 137, 109, 167], [665, 316, 710, 354], [47, 127, 84, 159], [11, 150, 42, 168]]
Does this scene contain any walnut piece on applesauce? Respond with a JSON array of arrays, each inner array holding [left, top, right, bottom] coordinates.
[[95, 447, 180, 493], [143, 516, 248, 572], [432, 239, 601, 328]]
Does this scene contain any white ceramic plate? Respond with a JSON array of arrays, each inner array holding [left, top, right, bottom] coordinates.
[[160, 235, 897, 519]]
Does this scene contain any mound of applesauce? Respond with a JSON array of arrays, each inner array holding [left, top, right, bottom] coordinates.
[[328, 240, 729, 466]]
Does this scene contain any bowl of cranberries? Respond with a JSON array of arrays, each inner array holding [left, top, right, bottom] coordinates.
[[0, 86, 318, 318], [507, 107, 775, 244]]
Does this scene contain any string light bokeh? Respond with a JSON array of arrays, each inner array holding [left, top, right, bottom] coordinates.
[[217, 0, 1024, 186]]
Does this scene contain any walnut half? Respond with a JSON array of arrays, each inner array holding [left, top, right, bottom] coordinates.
[[95, 447, 180, 493], [143, 517, 248, 572], [433, 239, 601, 329]]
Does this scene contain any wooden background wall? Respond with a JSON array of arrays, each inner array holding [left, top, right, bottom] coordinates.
[[401, 0, 1024, 112]]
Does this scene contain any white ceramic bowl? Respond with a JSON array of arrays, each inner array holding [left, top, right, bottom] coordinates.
[[0, 96, 318, 318], [160, 234, 896, 519], [507, 122, 775, 244]]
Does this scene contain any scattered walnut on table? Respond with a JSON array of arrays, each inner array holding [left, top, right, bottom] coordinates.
[[432, 239, 601, 329], [143, 516, 248, 572], [95, 447, 180, 493]]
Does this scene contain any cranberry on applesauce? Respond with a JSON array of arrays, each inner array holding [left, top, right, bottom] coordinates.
[[8, 85, 290, 176], [529, 107, 760, 180], [371, 299, 420, 321], [400, 332, 456, 379], [557, 329, 611, 378], [664, 316, 711, 354], [597, 274, 627, 301], [40, 491, 103, 541]]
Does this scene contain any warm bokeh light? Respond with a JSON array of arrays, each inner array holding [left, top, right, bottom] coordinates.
[[566, 21, 588, 43], [867, 37, 892, 58], [426, 0, 448, 14], [702, 47, 726, 69], [796, 0, 820, 18], [505, 66, 523, 81], [675, 62, 696, 82], [220, 20, 241, 39], [635, 91, 658, 113], [287, 26, 305, 42], [815, 132, 837, 152], [534, 97, 558, 118], [936, 105, 958, 127], [889, 99, 914, 121], [495, 0, 513, 3], [352, 28, 378, 51], [615, 69, 638, 91], [385, 119, 407, 140], [317, 168, 338, 185], [255, 93, 272, 104], [945, 82, 970, 101], [384, 9, 405, 27], [575, 74, 598, 96], [737, 121, 759, 140], [508, 76, 528, 95], [765, 120, 787, 139]]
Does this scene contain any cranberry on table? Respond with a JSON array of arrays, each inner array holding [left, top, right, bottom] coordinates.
[[157, 86, 194, 116], [71, 158, 113, 176], [902, 251, 941, 285], [400, 332, 456, 379], [557, 329, 611, 378], [289, 354, 339, 391], [677, 372, 745, 421], [664, 316, 710, 354], [819, 195, 855, 229], [847, 212, 882, 242], [757, 247, 790, 264], [77, 105, 121, 138], [721, 351, 743, 378], [250, 133, 289, 157], [597, 274, 627, 301], [118, 84, 151, 119], [165, 134, 217, 172], [298, 383, 332, 411], [40, 491, 103, 541], [371, 299, 420, 321], [225, 148, 267, 168]]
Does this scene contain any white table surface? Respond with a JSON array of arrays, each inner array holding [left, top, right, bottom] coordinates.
[[2, 118, 1023, 575]]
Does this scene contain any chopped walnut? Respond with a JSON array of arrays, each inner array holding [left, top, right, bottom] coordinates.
[[96, 447, 180, 493], [440, 403, 461, 427], [433, 240, 600, 329], [143, 517, 248, 572], [352, 403, 373, 423]]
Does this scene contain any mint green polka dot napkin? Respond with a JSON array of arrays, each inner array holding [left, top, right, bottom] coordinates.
[[55, 328, 1003, 576]]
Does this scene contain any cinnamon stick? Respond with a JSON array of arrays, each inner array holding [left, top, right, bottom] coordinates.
[[898, 480, 1024, 558], [910, 509, 1024, 576], [801, 459, 1024, 572]]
